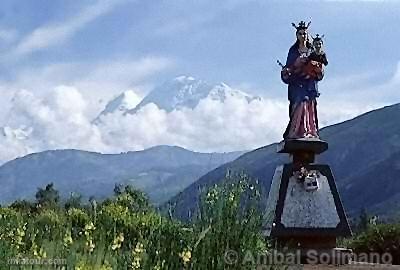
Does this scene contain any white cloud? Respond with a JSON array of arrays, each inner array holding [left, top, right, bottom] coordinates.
[[94, 65, 398, 154], [1, 81, 373, 163], [97, 95, 288, 152], [1, 86, 108, 162], [12, 0, 126, 57], [0, 56, 173, 119], [0, 82, 392, 164], [0, 61, 399, 164], [314, 61, 400, 125], [322, 63, 400, 108], [4, 86, 106, 151], [0, 86, 289, 163]]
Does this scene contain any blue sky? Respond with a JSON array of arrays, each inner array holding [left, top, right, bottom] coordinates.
[[0, 0, 399, 161], [1, 0, 399, 94]]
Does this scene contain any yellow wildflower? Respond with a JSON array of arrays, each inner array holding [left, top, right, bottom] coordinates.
[[179, 248, 192, 266], [85, 239, 95, 253], [39, 247, 47, 258], [134, 242, 144, 253], [131, 242, 145, 270], [84, 222, 95, 231], [32, 242, 39, 257], [63, 230, 73, 247], [111, 232, 124, 250], [131, 257, 141, 269]]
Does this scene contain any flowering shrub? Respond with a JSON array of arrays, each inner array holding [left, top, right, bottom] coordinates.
[[192, 171, 266, 269]]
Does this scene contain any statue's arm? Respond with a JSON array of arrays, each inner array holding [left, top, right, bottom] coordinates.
[[281, 67, 292, 84], [315, 65, 324, 81], [322, 53, 328, 66], [281, 49, 297, 84]]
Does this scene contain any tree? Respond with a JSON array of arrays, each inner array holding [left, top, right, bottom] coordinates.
[[10, 199, 34, 213], [357, 208, 369, 232], [113, 183, 124, 196], [115, 184, 150, 212], [64, 192, 83, 210], [35, 182, 60, 208]]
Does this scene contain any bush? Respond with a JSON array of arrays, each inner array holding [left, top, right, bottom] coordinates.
[[190, 171, 266, 269], [34, 209, 65, 241], [67, 208, 91, 234], [0, 208, 25, 256], [349, 223, 400, 265], [9, 199, 34, 214]]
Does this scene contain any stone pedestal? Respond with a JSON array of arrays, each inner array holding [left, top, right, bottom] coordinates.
[[263, 139, 352, 264]]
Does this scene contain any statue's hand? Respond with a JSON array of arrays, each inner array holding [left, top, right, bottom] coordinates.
[[281, 67, 291, 80], [281, 67, 292, 84], [313, 63, 324, 81], [310, 60, 321, 67]]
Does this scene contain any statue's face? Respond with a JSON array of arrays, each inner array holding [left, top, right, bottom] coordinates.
[[314, 40, 323, 50], [296, 29, 307, 42]]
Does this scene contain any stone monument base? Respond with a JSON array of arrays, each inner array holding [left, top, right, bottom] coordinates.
[[263, 164, 351, 239], [263, 139, 352, 265]]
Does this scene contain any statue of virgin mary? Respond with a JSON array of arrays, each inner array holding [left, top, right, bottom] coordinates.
[[281, 21, 324, 140]]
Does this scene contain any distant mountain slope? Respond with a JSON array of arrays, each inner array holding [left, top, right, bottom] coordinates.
[[0, 146, 245, 205], [340, 150, 400, 218], [165, 103, 400, 220]]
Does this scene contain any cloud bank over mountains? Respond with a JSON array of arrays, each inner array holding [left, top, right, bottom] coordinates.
[[0, 75, 386, 164], [1, 86, 105, 162], [0, 77, 283, 163]]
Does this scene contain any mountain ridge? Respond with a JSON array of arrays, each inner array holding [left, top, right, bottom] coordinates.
[[0, 145, 245, 205]]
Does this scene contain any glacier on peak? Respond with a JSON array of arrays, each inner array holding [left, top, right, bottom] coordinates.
[[93, 90, 141, 123], [125, 76, 261, 114]]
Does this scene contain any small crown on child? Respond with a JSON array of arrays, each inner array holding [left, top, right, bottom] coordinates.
[[312, 34, 325, 43], [291, 21, 311, 31]]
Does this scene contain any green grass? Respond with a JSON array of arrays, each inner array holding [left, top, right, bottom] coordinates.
[[0, 172, 267, 269]]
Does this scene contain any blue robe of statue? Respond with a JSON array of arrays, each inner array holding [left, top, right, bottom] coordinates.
[[281, 44, 322, 104]]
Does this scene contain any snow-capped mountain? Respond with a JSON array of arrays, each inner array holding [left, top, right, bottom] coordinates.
[[93, 90, 141, 123], [126, 76, 261, 114]]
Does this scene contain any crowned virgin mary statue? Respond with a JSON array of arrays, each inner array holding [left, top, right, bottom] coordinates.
[[280, 21, 326, 140]]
